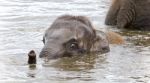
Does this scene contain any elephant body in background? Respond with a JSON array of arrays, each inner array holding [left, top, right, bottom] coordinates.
[[105, 0, 150, 30]]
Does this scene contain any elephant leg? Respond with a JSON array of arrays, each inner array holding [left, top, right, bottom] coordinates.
[[105, 0, 121, 25], [117, 0, 136, 29]]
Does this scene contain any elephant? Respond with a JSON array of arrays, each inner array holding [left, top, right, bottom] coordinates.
[[39, 15, 110, 59], [105, 0, 150, 30]]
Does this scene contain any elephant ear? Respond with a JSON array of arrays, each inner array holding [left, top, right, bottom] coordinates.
[[91, 30, 109, 53], [117, 0, 136, 29], [105, 0, 121, 25]]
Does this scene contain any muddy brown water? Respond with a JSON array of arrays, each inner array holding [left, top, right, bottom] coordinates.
[[0, 0, 150, 83]]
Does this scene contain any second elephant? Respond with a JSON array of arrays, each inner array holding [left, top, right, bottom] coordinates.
[[105, 0, 150, 30]]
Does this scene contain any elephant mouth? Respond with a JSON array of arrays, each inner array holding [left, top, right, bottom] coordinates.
[[101, 46, 110, 53]]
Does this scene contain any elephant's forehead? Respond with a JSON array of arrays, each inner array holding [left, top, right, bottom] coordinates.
[[46, 28, 85, 42], [49, 28, 74, 37], [49, 28, 74, 38]]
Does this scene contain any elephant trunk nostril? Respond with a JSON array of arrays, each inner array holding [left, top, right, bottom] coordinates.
[[78, 49, 86, 54]]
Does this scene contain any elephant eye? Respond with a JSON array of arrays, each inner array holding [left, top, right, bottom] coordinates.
[[64, 38, 79, 50], [70, 43, 78, 50]]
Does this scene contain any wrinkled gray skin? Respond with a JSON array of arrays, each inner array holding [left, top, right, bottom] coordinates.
[[39, 15, 110, 59], [105, 0, 150, 30]]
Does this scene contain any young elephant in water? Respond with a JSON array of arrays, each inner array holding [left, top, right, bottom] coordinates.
[[105, 0, 150, 30], [39, 15, 110, 59]]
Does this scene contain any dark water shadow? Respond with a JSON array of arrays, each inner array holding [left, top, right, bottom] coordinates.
[[107, 27, 150, 46], [119, 30, 150, 46]]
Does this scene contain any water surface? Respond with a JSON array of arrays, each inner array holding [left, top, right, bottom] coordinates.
[[0, 0, 150, 83]]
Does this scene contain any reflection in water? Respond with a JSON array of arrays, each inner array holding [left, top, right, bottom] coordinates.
[[0, 0, 150, 83], [27, 65, 36, 78], [43, 54, 107, 71], [39, 53, 107, 82], [119, 30, 150, 46]]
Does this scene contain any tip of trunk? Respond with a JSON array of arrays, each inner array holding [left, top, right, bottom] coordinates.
[[28, 50, 36, 64]]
